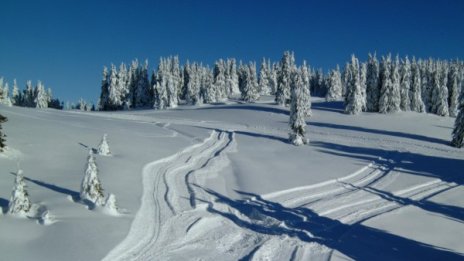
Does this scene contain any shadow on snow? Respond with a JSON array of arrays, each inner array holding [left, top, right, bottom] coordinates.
[[196, 186, 463, 260]]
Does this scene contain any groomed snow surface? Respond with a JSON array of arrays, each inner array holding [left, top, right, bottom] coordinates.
[[0, 97, 463, 260]]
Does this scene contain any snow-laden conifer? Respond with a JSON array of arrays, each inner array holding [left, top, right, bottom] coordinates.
[[241, 63, 260, 102], [451, 89, 464, 147], [326, 66, 342, 102], [8, 169, 32, 216], [410, 58, 425, 112], [448, 62, 460, 117], [344, 55, 364, 114], [34, 81, 49, 109], [80, 150, 105, 206], [431, 64, 449, 116], [259, 58, 271, 95], [300, 61, 312, 117], [360, 62, 367, 111], [289, 71, 309, 146], [12, 79, 21, 106], [400, 57, 412, 111], [366, 53, 380, 112], [276, 51, 294, 106], [1, 82, 12, 107], [97, 134, 111, 156], [390, 56, 401, 112]]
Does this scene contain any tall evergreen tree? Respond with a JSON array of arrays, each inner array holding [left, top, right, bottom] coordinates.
[[326, 66, 343, 102], [344, 55, 364, 114], [34, 81, 49, 109], [390, 56, 401, 112], [447, 62, 460, 117], [366, 53, 380, 112], [275, 51, 294, 106], [360, 62, 367, 111], [300, 61, 312, 117], [289, 71, 309, 146], [410, 58, 425, 112], [451, 90, 464, 147], [259, 58, 271, 95], [12, 79, 21, 106], [400, 57, 412, 111], [431, 63, 449, 116]]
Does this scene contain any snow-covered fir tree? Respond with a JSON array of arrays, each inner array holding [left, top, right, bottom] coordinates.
[[241, 62, 260, 102], [289, 71, 309, 146], [326, 65, 343, 101], [103, 193, 119, 215], [97, 134, 111, 156], [275, 51, 295, 106], [400, 57, 412, 111], [259, 58, 271, 95], [269, 62, 278, 95], [344, 55, 364, 114], [107, 64, 123, 110], [410, 58, 425, 112], [34, 81, 49, 108], [0, 114, 7, 152], [99, 67, 110, 110], [366, 53, 380, 112], [23, 80, 35, 107], [1, 82, 13, 107], [80, 150, 105, 206], [451, 90, 464, 148], [431, 63, 449, 116], [379, 55, 393, 113], [154, 68, 169, 109], [300, 61, 312, 116], [8, 169, 32, 216], [360, 62, 367, 111], [12, 79, 21, 106], [447, 62, 460, 117], [390, 56, 401, 112], [226, 58, 240, 96], [213, 60, 227, 101]]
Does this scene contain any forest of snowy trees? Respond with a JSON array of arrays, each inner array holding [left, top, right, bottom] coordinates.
[[343, 54, 464, 116], [97, 53, 464, 119], [0, 78, 63, 109]]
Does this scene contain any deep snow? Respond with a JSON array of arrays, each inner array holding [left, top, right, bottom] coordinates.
[[0, 97, 463, 260]]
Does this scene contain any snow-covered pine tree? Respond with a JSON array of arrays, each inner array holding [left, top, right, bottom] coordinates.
[[166, 58, 179, 108], [97, 134, 111, 156], [379, 55, 392, 113], [300, 61, 312, 117], [241, 63, 260, 102], [269, 62, 278, 95], [360, 62, 367, 111], [80, 150, 105, 206], [23, 80, 35, 107], [366, 53, 380, 112], [213, 60, 227, 101], [259, 58, 271, 95], [108, 64, 122, 110], [448, 62, 460, 117], [154, 67, 169, 109], [344, 55, 364, 114], [35, 81, 49, 108], [410, 57, 425, 112], [8, 169, 32, 216], [451, 90, 464, 147], [199, 65, 213, 103], [326, 65, 343, 101], [390, 55, 401, 112], [117, 63, 130, 110], [0, 114, 7, 152], [226, 58, 240, 96], [99, 67, 110, 110], [2, 82, 12, 107], [275, 51, 294, 106], [289, 70, 309, 146], [431, 63, 449, 116], [400, 56, 412, 111], [12, 79, 21, 106]]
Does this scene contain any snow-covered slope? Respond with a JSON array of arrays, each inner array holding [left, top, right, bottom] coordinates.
[[0, 97, 463, 260]]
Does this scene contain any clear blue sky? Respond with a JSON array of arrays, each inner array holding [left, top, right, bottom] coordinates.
[[1, 0, 463, 103]]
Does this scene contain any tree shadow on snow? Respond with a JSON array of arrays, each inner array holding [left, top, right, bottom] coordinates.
[[195, 186, 463, 260], [311, 100, 345, 114], [191, 105, 289, 116], [311, 122, 449, 146], [10, 172, 80, 200]]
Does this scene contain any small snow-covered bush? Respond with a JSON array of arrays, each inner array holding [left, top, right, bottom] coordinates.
[[97, 134, 111, 156], [8, 169, 32, 216], [80, 150, 105, 206]]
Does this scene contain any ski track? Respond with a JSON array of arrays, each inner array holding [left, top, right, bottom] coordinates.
[[91, 111, 461, 260]]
